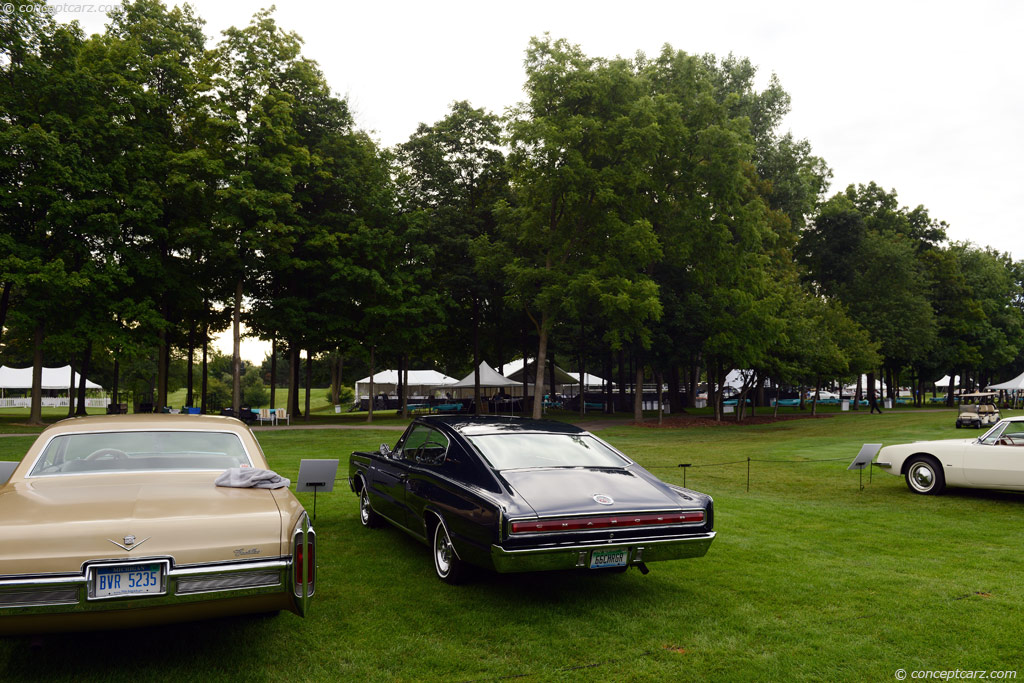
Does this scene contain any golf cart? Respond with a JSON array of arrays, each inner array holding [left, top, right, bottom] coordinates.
[[955, 391, 1000, 429]]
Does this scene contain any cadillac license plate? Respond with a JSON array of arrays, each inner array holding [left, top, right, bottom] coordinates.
[[93, 563, 163, 598], [589, 548, 628, 569]]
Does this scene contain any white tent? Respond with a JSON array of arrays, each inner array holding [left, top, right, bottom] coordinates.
[[987, 371, 1024, 391], [501, 358, 609, 391], [935, 375, 961, 388], [355, 369, 457, 399], [0, 365, 102, 391], [450, 362, 520, 389]]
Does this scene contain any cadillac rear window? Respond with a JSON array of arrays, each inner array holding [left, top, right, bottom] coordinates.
[[467, 433, 628, 470], [30, 431, 252, 476]]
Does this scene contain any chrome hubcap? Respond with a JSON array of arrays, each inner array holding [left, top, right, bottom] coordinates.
[[435, 529, 451, 574], [360, 493, 370, 522], [911, 464, 933, 489]]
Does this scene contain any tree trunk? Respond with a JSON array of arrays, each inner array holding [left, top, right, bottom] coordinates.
[[289, 344, 301, 417], [633, 363, 644, 422], [0, 282, 10, 347], [708, 359, 719, 421], [521, 328, 529, 414], [579, 357, 586, 417], [532, 320, 549, 420], [232, 276, 243, 414], [201, 331, 209, 414], [397, 355, 405, 418], [28, 324, 44, 425], [367, 345, 375, 423], [473, 298, 481, 414], [67, 359, 76, 417], [402, 360, 409, 417], [604, 350, 614, 415], [304, 352, 312, 422], [75, 341, 91, 416], [687, 356, 699, 409], [186, 325, 195, 408], [854, 375, 862, 411], [270, 337, 277, 409], [656, 370, 664, 425], [548, 349, 557, 406], [112, 359, 120, 406], [618, 348, 627, 412], [330, 350, 342, 406], [668, 365, 682, 415]]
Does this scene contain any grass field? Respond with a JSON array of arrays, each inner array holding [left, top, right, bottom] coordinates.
[[1, 409, 1022, 681]]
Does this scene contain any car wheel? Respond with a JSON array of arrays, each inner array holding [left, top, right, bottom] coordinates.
[[359, 487, 382, 528], [905, 456, 945, 495], [955, 421, 962, 429], [432, 519, 469, 584]]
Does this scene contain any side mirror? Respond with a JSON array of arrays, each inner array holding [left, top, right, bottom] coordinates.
[[379, 443, 391, 457]]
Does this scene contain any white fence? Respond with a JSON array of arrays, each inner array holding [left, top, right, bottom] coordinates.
[[0, 398, 110, 409]]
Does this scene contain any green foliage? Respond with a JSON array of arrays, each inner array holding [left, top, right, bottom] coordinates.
[[2, 5, 1022, 424], [2, 413, 1023, 679]]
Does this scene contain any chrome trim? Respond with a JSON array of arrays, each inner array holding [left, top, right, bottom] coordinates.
[[427, 511, 461, 562], [0, 557, 294, 612], [0, 588, 79, 608], [507, 508, 707, 536], [490, 532, 716, 573], [25, 428, 255, 479], [86, 559, 171, 601], [107, 536, 152, 552], [175, 571, 281, 595], [873, 461, 892, 469], [291, 513, 315, 614], [172, 558, 290, 576]]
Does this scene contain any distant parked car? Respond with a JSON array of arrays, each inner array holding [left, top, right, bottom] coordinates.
[[0, 415, 314, 634], [349, 416, 715, 583], [806, 390, 840, 401], [875, 416, 1024, 494]]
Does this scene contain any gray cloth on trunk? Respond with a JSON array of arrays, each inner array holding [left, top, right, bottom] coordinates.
[[215, 467, 290, 489]]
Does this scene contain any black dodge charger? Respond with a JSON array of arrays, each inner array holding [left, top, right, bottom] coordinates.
[[349, 415, 715, 583]]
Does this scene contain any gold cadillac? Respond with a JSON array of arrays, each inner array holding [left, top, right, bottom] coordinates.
[[0, 415, 314, 634]]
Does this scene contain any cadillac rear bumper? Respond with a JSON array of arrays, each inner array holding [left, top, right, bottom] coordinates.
[[490, 531, 716, 573], [0, 557, 302, 634]]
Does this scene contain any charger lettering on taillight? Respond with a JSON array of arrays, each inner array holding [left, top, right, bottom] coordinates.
[[511, 511, 704, 534]]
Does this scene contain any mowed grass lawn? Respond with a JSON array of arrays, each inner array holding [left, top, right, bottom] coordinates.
[[1, 409, 1022, 681]]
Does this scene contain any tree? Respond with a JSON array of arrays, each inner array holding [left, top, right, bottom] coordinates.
[[497, 37, 662, 419], [397, 101, 507, 414], [211, 8, 312, 413]]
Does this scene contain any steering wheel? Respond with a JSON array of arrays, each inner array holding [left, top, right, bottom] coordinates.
[[415, 441, 447, 464], [85, 448, 129, 461]]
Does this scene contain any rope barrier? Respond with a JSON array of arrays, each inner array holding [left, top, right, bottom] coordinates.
[[646, 455, 855, 490]]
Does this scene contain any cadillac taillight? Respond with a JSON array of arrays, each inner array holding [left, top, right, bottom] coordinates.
[[511, 510, 704, 534], [292, 516, 316, 599]]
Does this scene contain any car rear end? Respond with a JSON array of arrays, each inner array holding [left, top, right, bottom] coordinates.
[[492, 491, 715, 573]]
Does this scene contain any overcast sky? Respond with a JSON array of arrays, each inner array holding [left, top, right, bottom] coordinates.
[[64, 0, 1024, 361]]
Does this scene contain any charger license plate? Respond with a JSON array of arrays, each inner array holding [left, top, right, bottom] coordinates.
[[93, 563, 164, 599], [589, 548, 628, 569]]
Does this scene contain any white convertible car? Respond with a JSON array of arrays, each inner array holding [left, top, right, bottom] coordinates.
[[875, 416, 1024, 495]]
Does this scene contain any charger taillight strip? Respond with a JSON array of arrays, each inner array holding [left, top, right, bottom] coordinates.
[[511, 510, 704, 534]]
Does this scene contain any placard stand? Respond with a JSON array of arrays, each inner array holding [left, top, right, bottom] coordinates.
[[848, 444, 882, 490], [296, 459, 339, 521]]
